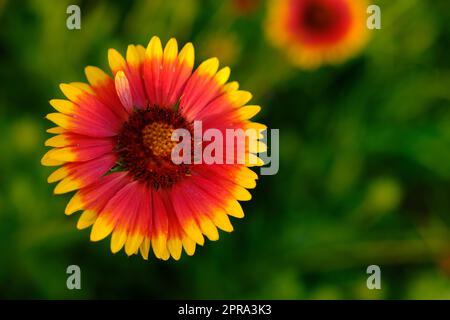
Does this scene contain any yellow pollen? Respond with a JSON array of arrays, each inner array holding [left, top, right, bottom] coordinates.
[[142, 122, 176, 157]]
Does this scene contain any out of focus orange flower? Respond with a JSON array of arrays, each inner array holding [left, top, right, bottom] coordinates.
[[265, 0, 370, 69]]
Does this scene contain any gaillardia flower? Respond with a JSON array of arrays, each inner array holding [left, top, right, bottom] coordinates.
[[265, 0, 369, 69], [42, 36, 266, 261]]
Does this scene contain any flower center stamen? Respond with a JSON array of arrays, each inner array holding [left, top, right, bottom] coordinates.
[[142, 122, 176, 158]]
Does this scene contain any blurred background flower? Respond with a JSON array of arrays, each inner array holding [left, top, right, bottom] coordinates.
[[0, 0, 449, 299], [265, 0, 370, 69]]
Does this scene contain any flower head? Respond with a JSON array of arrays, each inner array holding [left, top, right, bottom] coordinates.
[[266, 0, 369, 69], [42, 36, 265, 261]]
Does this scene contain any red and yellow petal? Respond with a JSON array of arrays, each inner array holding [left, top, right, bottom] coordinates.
[[41, 137, 115, 165], [47, 153, 117, 195], [69, 172, 131, 216], [179, 57, 231, 121], [143, 37, 195, 108], [84, 66, 129, 121], [58, 84, 123, 136]]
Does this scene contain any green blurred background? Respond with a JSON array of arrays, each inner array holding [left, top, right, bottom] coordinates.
[[0, 0, 449, 299]]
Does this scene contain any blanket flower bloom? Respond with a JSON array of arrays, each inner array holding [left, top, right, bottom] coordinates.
[[42, 36, 265, 260], [265, 0, 369, 69]]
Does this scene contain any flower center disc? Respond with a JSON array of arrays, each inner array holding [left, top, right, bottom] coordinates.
[[116, 107, 192, 189], [289, 0, 352, 46]]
